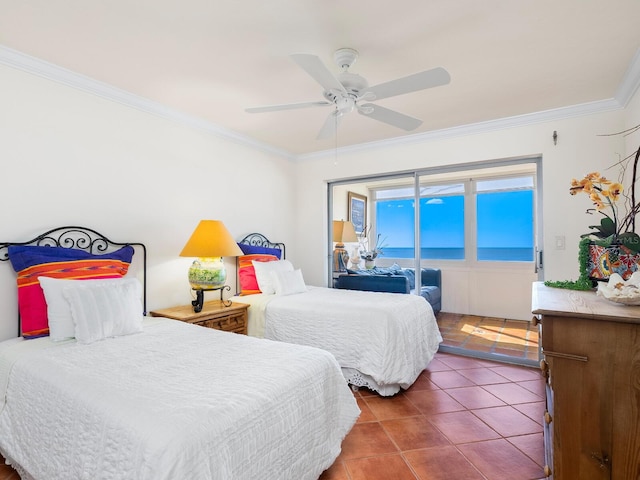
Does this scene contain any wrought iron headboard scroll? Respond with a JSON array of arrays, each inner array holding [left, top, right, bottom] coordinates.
[[0, 226, 148, 316], [238, 233, 286, 259]]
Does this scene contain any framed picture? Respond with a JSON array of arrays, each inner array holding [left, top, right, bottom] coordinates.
[[348, 192, 367, 236]]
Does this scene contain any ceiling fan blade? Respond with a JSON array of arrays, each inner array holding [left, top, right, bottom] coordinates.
[[364, 67, 450, 101], [291, 53, 347, 94], [246, 100, 331, 113], [358, 103, 423, 131], [317, 110, 343, 140]]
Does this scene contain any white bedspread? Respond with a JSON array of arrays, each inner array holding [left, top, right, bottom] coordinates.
[[0, 318, 359, 480], [235, 287, 442, 393]]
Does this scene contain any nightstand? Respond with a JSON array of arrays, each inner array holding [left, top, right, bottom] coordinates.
[[149, 300, 249, 334]]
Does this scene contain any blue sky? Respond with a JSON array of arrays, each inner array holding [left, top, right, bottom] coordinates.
[[376, 190, 533, 249]]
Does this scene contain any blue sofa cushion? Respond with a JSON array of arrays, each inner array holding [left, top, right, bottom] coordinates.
[[347, 263, 402, 277], [336, 274, 410, 294]]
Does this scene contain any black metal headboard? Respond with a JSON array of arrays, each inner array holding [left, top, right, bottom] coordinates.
[[0, 226, 148, 316], [238, 232, 286, 259]]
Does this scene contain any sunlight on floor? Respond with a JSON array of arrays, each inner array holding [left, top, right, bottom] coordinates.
[[437, 312, 539, 362]]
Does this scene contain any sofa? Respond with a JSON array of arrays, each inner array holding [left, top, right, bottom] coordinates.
[[335, 264, 442, 314]]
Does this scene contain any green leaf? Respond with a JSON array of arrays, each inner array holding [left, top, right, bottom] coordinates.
[[599, 217, 616, 236]]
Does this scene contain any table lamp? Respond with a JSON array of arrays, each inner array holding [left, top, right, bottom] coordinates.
[[180, 220, 243, 312], [333, 220, 358, 272]]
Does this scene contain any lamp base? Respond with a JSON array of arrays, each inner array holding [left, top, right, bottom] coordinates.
[[192, 285, 231, 312], [333, 242, 350, 273]]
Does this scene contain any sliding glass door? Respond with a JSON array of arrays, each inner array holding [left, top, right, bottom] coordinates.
[[329, 157, 542, 365]]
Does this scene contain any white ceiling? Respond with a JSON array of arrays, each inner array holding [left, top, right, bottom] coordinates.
[[2, 0, 640, 157]]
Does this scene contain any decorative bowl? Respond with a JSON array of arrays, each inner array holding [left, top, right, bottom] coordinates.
[[597, 272, 640, 305]]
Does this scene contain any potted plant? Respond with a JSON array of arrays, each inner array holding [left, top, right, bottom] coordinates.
[[547, 125, 640, 289], [359, 229, 387, 269]]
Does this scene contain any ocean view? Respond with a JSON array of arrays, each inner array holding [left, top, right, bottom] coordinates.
[[381, 247, 533, 262]]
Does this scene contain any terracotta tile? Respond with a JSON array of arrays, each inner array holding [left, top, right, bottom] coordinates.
[[339, 422, 398, 459], [404, 445, 486, 480], [462, 342, 494, 352], [403, 389, 466, 416], [489, 365, 542, 382], [429, 410, 501, 444], [381, 416, 451, 451], [364, 394, 422, 421], [356, 396, 377, 423], [356, 387, 379, 397], [444, 386, 505, 409], [483, 382, 544, 405], [427, 370, 476, 389], [345, 453, 418, 480], [518, 378, 546, 397], [404, 370, 440, 391], [437, 355, 488, 370], [507, 432, 546, 467], [472, 405, 543, 437], [457, 367, 511, 385], [423, 358, 452, 372], [458, 438, 545, 480], [319, 460, 350, 480], [513, 401, 545, 425]]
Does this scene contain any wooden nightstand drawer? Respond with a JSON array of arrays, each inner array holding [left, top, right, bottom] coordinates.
[[150, 300, 249, 335], [197, 312, 246, 333]]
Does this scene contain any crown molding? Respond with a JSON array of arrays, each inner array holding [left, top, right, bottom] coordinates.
[[615, 47, 640, 107], [2, 44, 638, 163], [298, 97, 623, 161], [0, 45, 295, 161]]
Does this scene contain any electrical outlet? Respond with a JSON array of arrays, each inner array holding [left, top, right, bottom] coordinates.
[[555, 236, 565, 250]]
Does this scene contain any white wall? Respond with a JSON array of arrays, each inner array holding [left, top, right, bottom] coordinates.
[[293, 107, 630, 320], [0, 64, 296, 341], [2, 58, 638, 338]]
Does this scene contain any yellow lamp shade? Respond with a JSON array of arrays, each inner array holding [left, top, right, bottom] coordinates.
[[180, 220, 243, 291], [180, 220, 243, 258]]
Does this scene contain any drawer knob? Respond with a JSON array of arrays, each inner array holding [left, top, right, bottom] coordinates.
[[531, 315, 541, 326], [544, 465, 552, 477], [544, 411, 552, 424], [540, 359, 549, 373]]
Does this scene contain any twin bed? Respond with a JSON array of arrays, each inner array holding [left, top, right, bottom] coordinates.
[[0, 227, 359, 480], [0, 227, 442, 478], [235, 233, 442, 396]]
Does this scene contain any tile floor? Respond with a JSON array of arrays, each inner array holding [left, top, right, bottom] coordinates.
[[319, 351, 546, 480], [0, 352, 546, 480], [437, 312, 540, 365]]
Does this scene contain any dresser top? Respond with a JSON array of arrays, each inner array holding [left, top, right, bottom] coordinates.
[[532, 282, 640, 324]]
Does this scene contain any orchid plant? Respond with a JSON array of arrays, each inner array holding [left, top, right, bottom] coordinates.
[[571, 125, 640, 253], [359, 226, 387, 261]]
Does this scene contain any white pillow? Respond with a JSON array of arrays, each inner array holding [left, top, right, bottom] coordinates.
[[252, 259, 294, 294], [61, 278, 144, 344], [39, 277, 142, 341], [272, 269, 307, 296]]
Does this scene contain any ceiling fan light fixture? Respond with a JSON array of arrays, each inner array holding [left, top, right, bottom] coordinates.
[[336, 96, 355, 114], [245, 48, 451, 140]]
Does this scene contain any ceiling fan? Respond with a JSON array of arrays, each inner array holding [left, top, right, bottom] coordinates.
[[245, 48, 451, 140]]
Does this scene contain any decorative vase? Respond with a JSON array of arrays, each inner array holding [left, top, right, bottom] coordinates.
[[188, 257, 226, 289], [587, 242, 640, 281], [365, 259, 376, 269]]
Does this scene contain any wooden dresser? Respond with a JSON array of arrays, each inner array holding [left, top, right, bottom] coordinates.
[[531, 282, 640, 480], [150, 300, 249, 335]]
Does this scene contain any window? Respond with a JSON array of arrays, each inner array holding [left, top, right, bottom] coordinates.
[[476, 176, 534, 261], [420, 184, 465, 260], [374, 175, 534, 262]]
